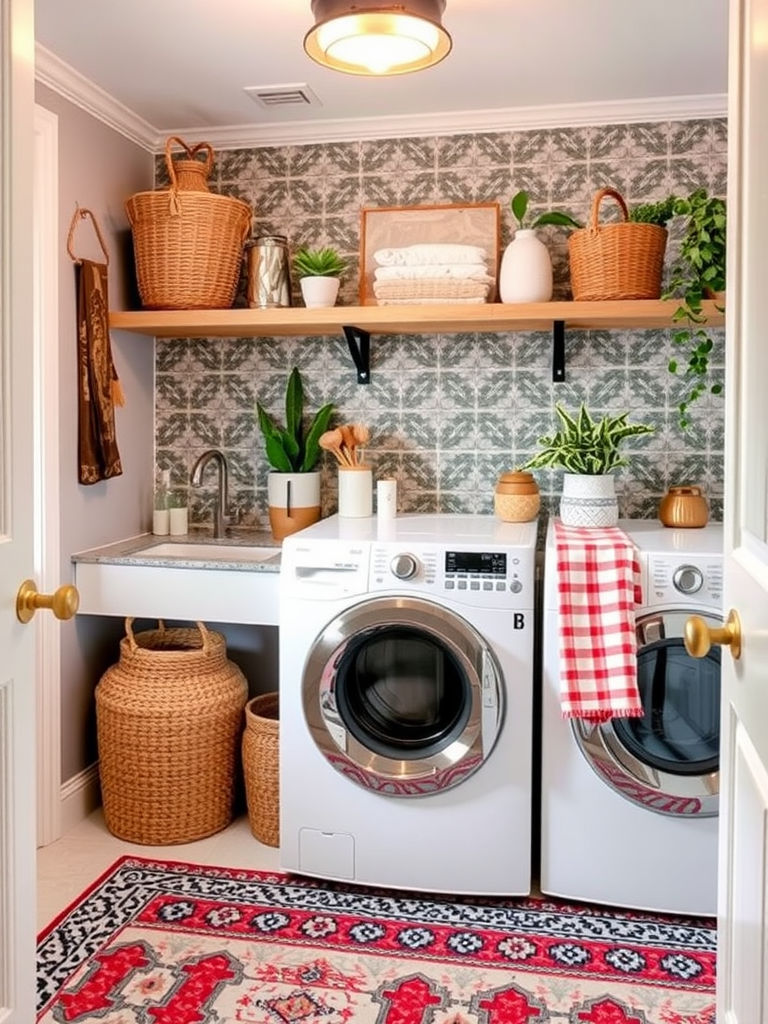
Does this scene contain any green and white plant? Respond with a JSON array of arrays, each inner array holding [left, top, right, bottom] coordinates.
[[520, 403, 655, 476], [256, 366, 334, 473]]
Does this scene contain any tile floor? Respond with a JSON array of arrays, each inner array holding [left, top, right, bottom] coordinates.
[[36, 809, 279, 935]]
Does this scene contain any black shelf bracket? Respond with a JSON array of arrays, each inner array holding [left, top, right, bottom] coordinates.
[[343, 325, 371, 384], [552, 320, 566, 383]]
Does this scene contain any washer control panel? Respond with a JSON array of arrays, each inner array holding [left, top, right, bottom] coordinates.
[[646, 553, 723, 606], [370, 543, 533, 607]]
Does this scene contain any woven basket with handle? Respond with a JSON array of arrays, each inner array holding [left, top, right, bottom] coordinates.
[[166, 136, 214, 192], [95, 618, 248, 845], [242, 693, 280, 847], [126, 136, 252, 310], [568, 187, 668, 301]]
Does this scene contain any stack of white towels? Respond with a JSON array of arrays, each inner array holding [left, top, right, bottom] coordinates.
[[372, 243, 494, 304]]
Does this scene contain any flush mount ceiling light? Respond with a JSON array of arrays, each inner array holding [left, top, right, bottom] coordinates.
[[304, 0, 452, 76]]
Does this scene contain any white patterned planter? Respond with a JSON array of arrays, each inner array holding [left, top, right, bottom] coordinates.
[[559, 473, 619, 528]]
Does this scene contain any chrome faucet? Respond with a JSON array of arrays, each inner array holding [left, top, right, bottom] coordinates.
[[190, 449, 235, 539]]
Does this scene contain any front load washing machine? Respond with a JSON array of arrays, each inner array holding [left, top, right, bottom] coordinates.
[[541, 518, 722, 915], [279, 513, 537, 896]]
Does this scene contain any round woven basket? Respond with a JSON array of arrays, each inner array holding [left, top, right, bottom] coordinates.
[[568, 187, 668, 301], [126, 136, 251, 310], [242, 693, 280, 847], [96, 619, 248, 845]]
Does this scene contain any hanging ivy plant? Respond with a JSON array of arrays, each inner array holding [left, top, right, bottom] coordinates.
[[663, 189, 727, 430]]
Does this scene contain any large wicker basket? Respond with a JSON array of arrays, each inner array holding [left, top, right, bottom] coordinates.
[[242, 693, 280, 847], [568, 187, 668, 301], [126, 136, 251, 310], [96, 619, 248, 844]]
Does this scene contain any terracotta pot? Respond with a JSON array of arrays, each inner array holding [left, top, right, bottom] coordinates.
[[494, 471, 540, 522], [658, 485, 709, 528]]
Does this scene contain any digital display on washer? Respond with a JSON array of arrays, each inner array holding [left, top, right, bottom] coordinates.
[[445, 551, 507, 575]]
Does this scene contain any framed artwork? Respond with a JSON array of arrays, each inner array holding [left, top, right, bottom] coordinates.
[[359, 202, 501, 305]]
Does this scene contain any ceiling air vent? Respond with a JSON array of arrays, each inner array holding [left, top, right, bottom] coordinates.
[[244, 83, 322, 109]]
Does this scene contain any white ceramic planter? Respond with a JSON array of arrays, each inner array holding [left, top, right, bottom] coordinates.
[[499, 229, 553, 303], [299, 276, 340, 308], [266, 471, 321, 540], [560, 472, 619, 528]]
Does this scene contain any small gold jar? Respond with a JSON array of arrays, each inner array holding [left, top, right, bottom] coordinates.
[[494, 471, 540, 522], [658, 485, 709, 528]]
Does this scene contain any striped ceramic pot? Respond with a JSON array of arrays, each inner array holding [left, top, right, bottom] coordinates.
[[559, 472, 619, 528]]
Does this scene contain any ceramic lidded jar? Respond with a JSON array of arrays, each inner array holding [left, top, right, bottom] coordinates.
[[494, 471, 541, 522], [658, 485, 709, 528]]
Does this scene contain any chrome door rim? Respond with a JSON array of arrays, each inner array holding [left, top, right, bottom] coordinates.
[[302, 595, 503, 795]]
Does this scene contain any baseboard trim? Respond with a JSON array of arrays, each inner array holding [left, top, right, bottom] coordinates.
[[58, 764, 101, 838]]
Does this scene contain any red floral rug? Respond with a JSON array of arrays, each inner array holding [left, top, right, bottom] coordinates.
[[37, 856, 716, 1023]]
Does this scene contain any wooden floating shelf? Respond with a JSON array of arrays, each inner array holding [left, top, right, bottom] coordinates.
[[109, 300, 726, 339]]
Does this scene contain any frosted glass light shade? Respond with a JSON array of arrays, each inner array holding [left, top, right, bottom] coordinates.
[[304, 0, 452, 76]]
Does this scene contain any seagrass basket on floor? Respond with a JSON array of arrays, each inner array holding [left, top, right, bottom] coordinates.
[[242, 692, 280, 847], [95, 618, 248, 845], [125, 135, 252, 310], [568, 187, 668, 301]]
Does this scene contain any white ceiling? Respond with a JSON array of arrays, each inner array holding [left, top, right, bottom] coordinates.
[[34, 0, 729, 148]]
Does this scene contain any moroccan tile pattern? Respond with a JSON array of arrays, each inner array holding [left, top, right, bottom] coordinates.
[[155, 119, 726, 529]]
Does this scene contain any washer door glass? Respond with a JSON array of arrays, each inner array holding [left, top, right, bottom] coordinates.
[[303, 596, 503, 796], [336, 627, 469, 759], [573, 609, 720, 817]]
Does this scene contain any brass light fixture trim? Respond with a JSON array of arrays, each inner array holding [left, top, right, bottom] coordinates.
[[304, 0, 452, 76]]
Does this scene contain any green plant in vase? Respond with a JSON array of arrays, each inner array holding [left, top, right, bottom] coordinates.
[[520, 403, 655, 527], [293, 246, 347, 308], [256, 366, 335, 540], [501, 191, 581, 304]]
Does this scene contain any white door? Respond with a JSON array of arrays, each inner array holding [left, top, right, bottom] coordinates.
[[0, 0, 38, 1019], [714, 0, 768, 1018]]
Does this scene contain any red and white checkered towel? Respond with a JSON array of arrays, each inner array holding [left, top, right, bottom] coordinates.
[[554, 519, 644, 721]]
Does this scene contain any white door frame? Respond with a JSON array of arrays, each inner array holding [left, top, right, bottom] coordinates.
[[34, 103, 62, 847]]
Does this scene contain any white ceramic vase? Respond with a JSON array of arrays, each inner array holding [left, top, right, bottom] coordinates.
[[299, 276, 340, 308], [266, 471, 321, 540], [498, 229, 553, 303], [559, 472, 619, 528]]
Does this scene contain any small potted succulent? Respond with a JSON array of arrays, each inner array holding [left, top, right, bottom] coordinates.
[[293, 246, 347, 308], [520, 402, 655, 527], [500, 190, 581, 303], [256, 366, 335, 539]]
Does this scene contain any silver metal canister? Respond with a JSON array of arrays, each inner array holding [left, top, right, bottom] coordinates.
[[246, 235, 291, 308]]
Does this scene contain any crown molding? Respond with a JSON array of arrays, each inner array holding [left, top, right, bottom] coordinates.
[[35, 45, 158, 151], [36, 43, 727, 154]]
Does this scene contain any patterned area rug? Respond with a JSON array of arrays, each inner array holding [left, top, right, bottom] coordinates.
[[38, 856, 717, 1023]]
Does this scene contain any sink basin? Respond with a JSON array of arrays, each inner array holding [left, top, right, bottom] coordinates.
[[134, 542, 279, 563]]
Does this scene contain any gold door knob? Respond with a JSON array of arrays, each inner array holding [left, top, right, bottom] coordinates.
[[685, 609, 742, 661], [16, 579, 79, 624]]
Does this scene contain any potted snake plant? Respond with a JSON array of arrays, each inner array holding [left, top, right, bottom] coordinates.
[[256, 366, 335, 540], [520, 402, 655, 527]]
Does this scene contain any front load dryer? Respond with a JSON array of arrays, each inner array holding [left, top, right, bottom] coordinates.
[[541, 518, 722, 915], [279, 514, 537, 896]]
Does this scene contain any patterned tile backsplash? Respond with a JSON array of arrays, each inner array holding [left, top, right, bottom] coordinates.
[[155, 118, 726, 530]]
